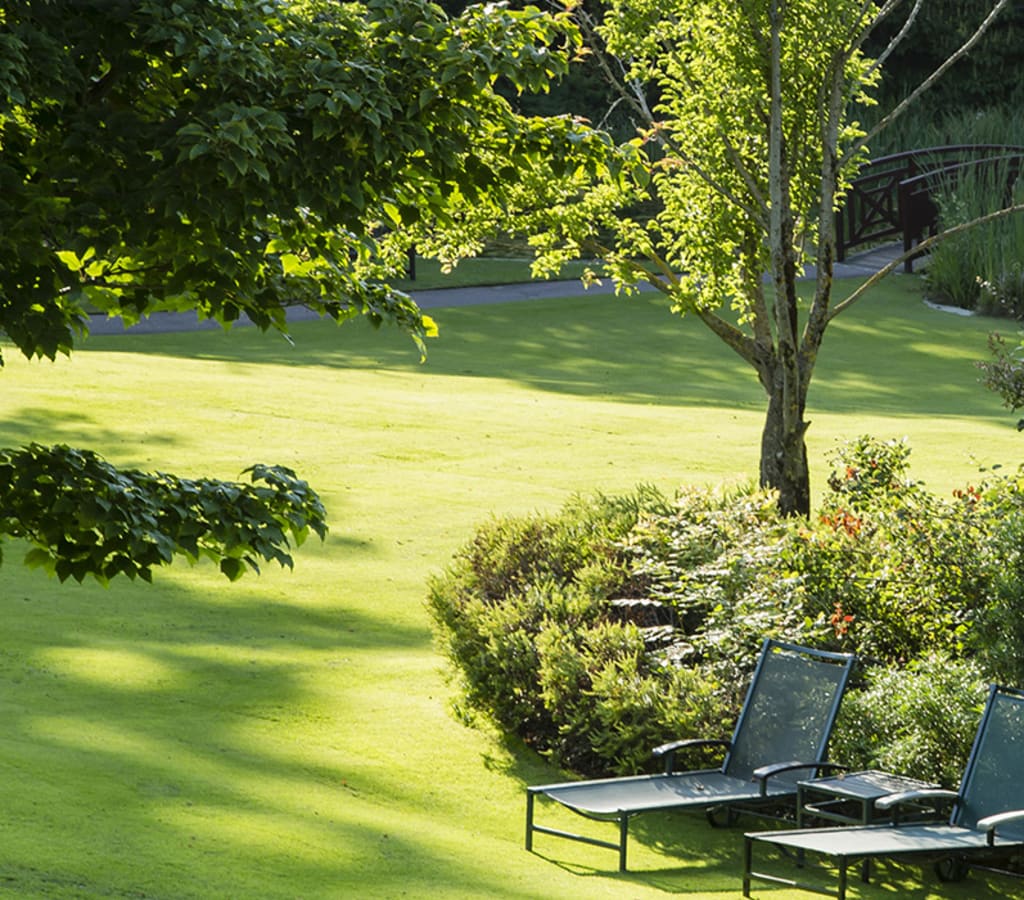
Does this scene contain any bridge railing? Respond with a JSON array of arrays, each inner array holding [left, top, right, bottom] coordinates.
[[836, 145, 1024, 273]]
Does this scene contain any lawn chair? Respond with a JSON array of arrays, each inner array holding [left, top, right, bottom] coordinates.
[[525, 638, 857, 871], [742, 683, 1024, 899]]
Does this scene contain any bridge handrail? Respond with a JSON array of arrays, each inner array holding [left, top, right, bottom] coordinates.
[[862, 144, 1024, 171], [837, 144, 1024, 270], [898, 153, 1024, 193]]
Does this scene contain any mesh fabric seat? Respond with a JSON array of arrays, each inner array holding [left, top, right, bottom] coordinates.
[[743, 683, 1024, 899], [526, 639, 856, 871]]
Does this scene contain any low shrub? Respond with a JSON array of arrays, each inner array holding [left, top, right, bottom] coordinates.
[[970, 474, 1024, 685], [621, 484, 827, 682], [427, 487, 690, 772], [536, 622, 731, 775], [429, 437, 1024, 779], [830, 653, 989, 787], [791, 436, 987, 664], [978, 262, 1024, 319]]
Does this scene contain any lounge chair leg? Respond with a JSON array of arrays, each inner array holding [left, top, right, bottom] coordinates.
[[742, 836, 752, 897], [525, 791, 534, 851], [619, 815, 629, 872]]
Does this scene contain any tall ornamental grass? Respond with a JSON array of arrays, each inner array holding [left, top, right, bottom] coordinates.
[[865, 104, 1024, 159], [925, 158, 1024, 315], [856, 103, 1024, 316]]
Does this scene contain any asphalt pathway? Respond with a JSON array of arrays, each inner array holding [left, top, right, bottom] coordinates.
[[85, 244, 906, 336]]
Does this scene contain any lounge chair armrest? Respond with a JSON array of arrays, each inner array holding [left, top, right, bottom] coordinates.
[[751, 761, 847, 796], [977, 808, 1024, 845], [874, 789, 960, 811], [653, 738, 731, 756], [874, 788, 960, 824], [653, 738, 731, 774]]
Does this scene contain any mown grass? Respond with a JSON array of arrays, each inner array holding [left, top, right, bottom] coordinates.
[[0, 272, 1022, 898]]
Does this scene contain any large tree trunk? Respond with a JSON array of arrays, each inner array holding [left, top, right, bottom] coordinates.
[[759, 385, 811, 517], [762, 0, 809, 518]]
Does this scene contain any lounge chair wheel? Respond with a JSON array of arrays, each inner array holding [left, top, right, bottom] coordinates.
[[706, 805, 740, 828], [934, 855, 970, 882]]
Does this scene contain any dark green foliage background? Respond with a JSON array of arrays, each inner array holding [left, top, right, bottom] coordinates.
[[863, 0, 1024, 112]]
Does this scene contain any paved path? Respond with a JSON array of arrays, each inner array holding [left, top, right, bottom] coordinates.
[[85, 244, 905, 336]]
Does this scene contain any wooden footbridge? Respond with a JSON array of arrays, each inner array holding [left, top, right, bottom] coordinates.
[[837, 144, 1024, 272]]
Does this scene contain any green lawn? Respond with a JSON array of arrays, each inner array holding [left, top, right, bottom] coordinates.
[[0, 274, 1021, 898]]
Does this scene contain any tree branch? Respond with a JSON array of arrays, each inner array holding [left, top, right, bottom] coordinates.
[[864, 0, 924, 79], [578, 238, 679, 292], [694, 306, 763, 369], [849, 0, 1012, 159]]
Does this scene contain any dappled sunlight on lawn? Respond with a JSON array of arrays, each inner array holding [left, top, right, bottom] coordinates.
[[36, 646, 183, 691], [2, 272, 1022, 898]]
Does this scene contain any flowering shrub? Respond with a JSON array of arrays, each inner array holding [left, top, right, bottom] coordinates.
[[429, 437, 1024, 779], [789, 436, 988, 663], [978, 263, 1024, 319]]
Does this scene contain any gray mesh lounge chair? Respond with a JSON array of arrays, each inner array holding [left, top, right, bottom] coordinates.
[[525, 638, 856, 871], [743, 683, 1024, 899]]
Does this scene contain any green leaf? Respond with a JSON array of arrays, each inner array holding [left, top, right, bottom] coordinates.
[[55, 250, 82, 271], [382, 201, 402, 228], [219, 557, 246, 581], [23, 547, 54, 571]]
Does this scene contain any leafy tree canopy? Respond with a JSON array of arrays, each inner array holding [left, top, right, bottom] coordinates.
[[0, 0, 608, 581], [0, 0, 594, 360], [0, 445, 328, 584], [480, 0, 1021, 515]]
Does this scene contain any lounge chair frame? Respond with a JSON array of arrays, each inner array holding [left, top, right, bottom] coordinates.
[[526, 638, 856, 871], [742, 683, 1024, 899]]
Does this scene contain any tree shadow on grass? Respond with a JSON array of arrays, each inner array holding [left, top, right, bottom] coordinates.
[[82, 293, 762, 411], [0, 405, 182, 458], [78, 280, 1010, 423], [521, 809, 748, 894], [0, 557, 466, 899], [485, 733, 745, 893]]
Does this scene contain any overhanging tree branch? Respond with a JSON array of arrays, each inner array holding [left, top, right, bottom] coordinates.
[[1, 0, 604, 579], [0, 444, 328, 584], [863, 0, 924, 78]]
